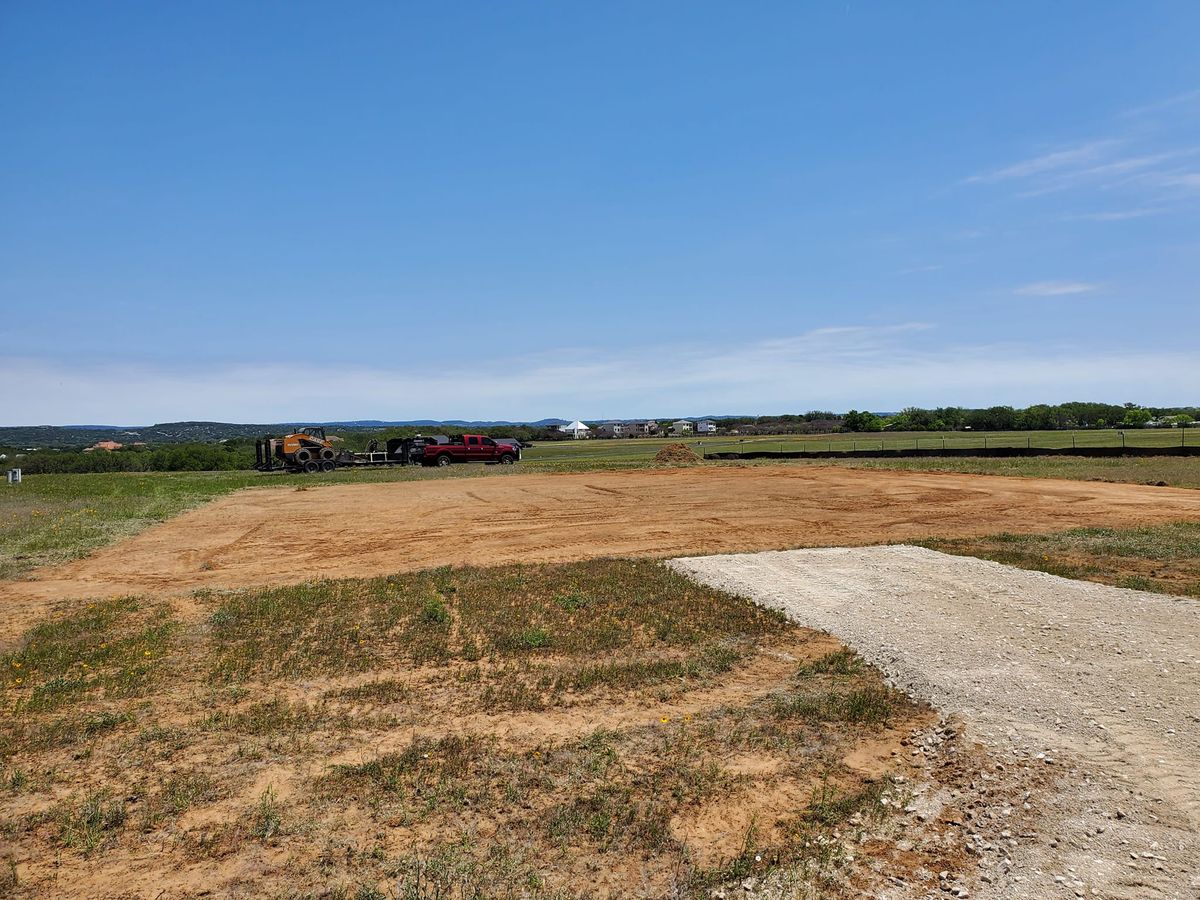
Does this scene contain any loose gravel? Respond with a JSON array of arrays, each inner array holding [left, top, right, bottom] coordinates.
[[670, 545, 1200, 900]]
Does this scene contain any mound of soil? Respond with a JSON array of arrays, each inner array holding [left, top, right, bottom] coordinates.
[[654, 442, 701, 464]]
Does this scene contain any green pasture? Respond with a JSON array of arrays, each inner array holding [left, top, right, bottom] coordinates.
[[520, 427, 1196, 464]]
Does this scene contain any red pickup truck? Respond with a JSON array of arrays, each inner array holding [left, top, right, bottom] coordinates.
[[421, 435, 521, 467]]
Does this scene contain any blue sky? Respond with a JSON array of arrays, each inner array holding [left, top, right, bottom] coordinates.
[[2, 2, 1198, 424]]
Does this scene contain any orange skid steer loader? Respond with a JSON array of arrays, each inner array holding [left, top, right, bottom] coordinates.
[[254, 427, 341, 473]]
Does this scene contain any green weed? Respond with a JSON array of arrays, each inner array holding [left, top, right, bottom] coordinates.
[[53, 791, 127, 855]]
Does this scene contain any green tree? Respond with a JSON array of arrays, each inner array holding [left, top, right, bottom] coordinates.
[[1121, 408, 1152, 428]]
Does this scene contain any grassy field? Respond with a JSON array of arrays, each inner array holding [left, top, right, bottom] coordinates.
[[0, 559, 956, 898], [922, 522, 1200, 598], [820, 454, 1200, 489], [522, 427, 1197, 465]]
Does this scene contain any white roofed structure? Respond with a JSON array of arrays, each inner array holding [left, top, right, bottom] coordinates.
[[559, 420, 592, 439]]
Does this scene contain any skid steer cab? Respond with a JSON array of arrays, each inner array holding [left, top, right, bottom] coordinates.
[[255, 427, 343, 474]]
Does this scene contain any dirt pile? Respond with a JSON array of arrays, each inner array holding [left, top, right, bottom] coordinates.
[[654, 442, 701, 464]]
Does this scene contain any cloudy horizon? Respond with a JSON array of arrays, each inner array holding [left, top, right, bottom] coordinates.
[[3, 4, 1197, 426]]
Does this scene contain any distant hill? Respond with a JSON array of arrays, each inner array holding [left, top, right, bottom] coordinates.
[[0, 419, 572, 448]]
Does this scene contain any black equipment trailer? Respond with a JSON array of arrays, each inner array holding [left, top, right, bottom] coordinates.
[[255, 437, 434, 474]]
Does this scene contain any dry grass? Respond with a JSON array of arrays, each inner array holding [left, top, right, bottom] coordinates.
[[921, 522, 1200, 597], [0, 559, 957, 898], [821, 454, 1200, 489]]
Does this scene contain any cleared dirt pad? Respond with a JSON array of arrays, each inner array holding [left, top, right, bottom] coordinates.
[[671, 546, 1200, 899], [7, 465, 1200, 642]]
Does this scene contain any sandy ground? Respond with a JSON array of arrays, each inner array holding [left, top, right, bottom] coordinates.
[[671, 546, 1200, 900], [6, 465, 1200, 644]]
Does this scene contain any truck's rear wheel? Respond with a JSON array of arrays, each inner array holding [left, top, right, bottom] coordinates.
[[320, 460, 336, 472], [499, 453, 515, 465], [436, 454, 453, 467], [303, 460, 320, 474]]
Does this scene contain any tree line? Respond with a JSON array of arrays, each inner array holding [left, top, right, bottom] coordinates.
[[4, 403, 1196, 474], [6, 442, 254, 475], [841, 403, 1195, 433]]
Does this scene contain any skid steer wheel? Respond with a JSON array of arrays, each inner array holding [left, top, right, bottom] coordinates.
[[320, 447, 335, 460], [436, 454, 453, 467], [303, 460, 321, 474], [295, 449, 312, 464], [499, 453, 515, 465], [320, 460, 336, 472]]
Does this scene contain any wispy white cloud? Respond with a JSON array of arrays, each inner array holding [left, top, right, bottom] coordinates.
[[1060, 208, 1164, 222], [963, 106, 1200, 212], [4, 322, 1194, 424], [1159, 172, 1200, 189], [1119, 88, 1200, 119], [965, 140, 1120, 184], [1013, 281, 1101, 297]]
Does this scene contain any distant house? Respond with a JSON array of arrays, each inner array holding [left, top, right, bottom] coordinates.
[[670, 419, 693, 436], [595, 422, 629, 439], [695, 420, 718, 435], [626, 421, 660, 437], [92, 440, 123, 451], [559, 420, 592, 439]]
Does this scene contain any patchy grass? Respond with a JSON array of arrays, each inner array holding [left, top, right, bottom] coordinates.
[[249, 787, 284, 841], [451, 558, 786, 657], [479, 643, 746, 712], [53, 791, 127, 855], [139, 772, 218, 831], [326, 678, 412, 704], [199, 697, 337, 736], [207, 559, 785, 684], [2, 596, 176, 711], [1, 597, 176, 760], [206, 574, 452, 681], [1, 558, 953, 898], [921, 522, 1200, 597], [820, 454, 1200, 489]]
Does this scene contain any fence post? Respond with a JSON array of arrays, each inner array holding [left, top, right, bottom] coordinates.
[[983, 435, 987, 449], [1027, 436, 1031, 449]]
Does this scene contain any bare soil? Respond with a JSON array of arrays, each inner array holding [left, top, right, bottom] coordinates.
[[6, 465, 1200, 644]]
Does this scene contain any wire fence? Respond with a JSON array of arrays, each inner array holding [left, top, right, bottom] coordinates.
[[524, 428, 1197, 463], [704, 429, 1196, 455]]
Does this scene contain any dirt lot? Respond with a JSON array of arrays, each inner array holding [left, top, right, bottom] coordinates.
[[672, 546, 1200, 899], [7, 465, 1200, 644]]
